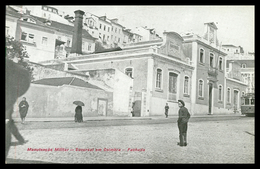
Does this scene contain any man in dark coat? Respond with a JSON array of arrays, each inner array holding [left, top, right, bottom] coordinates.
[[165, 103, 169, 118], [6, 59, 30, 159], [177, 100, 190, 147], [19, 97, 29, 124]]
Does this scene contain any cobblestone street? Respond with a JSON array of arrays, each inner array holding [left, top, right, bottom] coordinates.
[[6, 117, 254, 163]]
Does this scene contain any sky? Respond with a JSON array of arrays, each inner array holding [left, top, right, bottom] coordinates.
[[54, 5, 254, 52]]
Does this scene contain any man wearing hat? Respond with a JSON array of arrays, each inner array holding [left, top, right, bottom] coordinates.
[[177, 100, 190, 147]]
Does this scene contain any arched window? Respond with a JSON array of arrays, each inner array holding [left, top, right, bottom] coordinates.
[[184, 76, 189, 95], [227, 87, 231, 103], [218, 85, 223, 101], [156, 68, 162, 89], [199, 48, 205, 63], [198, 79, 204, 97], [209, 53, 215, 68], [219, 57, 223, 70], [242, 64, 246, 68]]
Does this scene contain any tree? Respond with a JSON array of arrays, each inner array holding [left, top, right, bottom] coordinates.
[[5, 36, 34, 81]]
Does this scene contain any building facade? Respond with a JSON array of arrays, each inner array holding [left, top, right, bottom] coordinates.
[[6, 6, 96, 63]]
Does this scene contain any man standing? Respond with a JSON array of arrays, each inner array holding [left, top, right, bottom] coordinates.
[[19, 97, 29, 124], [165, 103, 169, 118], [177, 100, 190, 147]]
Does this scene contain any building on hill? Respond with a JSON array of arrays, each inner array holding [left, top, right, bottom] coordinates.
[[6, 6, 96, 63]]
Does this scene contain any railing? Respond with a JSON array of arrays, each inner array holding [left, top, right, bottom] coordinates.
[[208, 67, 218, 77]]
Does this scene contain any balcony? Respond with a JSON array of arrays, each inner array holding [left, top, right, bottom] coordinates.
[[208, 67, 218, 77]]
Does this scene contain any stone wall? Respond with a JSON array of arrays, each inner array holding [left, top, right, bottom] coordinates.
[[13, 83, 112, 118]]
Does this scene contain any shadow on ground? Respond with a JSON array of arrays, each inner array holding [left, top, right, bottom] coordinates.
[[6, 158, 54, 164]]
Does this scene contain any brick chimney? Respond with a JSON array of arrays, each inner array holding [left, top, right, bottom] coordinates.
[[71, 10, 85, 55]]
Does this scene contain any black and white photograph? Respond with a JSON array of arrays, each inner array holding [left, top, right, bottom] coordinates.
[[5, 5, 254, 163]]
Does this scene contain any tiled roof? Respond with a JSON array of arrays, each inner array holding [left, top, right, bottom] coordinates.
[[32, 77, 102, 90], [32, 16, 97, 41], [6, 6, 23, 18]]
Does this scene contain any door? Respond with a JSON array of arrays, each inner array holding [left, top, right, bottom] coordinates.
[[97, 99, 107, 116], [133, 100, 141, 117], [208, 83, 213, 114], [234, 90, 238, 112], [132, 92, 142, 117], [168, 72, 178, 101]]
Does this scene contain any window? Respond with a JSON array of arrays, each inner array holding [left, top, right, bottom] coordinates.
[[227, 88, 231, 103], [28, 34, 34, 43], [99, 24, 102, 29], [42, 37, 48, 45], [119, 29, 121, 34], [6, 26, 9, 36], [169, 72, 178, 101], [118, 38, 120, 43], [251, 99, 254, 105], [156, 69, 162, 89], [43, 6, 48, 10], [67, 39, 71, 47], [48, 8, 52, 12], [199, 49, 204, 63], [115, 27, 117, 33], [219, 57, 223, 70], [107, 36, 109, 41], [111, 35, 113, 40], [198, 79, 204, 97], [210, 53, 214, 67], [21, 32, 27, 41], [125, 68, 133, 78], [88, 44, 92, 51], [104, 25, 106, 31], [82, 42, 85, 50], [108, 27, 110, 32], [218, 85, 222, 101], [184, 76, 189, 95], [111, 26, 113, 31], [245, 98, 249, 105], [103, 34, 105, 41], [242, 64, 246, 68]]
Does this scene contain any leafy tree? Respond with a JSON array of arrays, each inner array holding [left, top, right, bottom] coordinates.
[[5, 36, 34, 81]]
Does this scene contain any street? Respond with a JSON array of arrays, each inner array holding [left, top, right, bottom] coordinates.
[[6, 116, 254, 163]]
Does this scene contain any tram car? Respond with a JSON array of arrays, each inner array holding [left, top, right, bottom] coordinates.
[[241, 93, 255, 116]]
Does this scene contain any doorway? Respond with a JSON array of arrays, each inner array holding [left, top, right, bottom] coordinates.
[[97, 99, 108, 116], [233, 90, 239, 113], [208, 83, 213, 114]]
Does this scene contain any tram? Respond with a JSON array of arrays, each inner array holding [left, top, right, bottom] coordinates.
[[241, 93, 255, 116]]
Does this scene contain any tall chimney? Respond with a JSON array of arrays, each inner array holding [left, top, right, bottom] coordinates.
[[71, 10, 85, 54]]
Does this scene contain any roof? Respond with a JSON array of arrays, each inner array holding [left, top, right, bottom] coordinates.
[[32, 15, 97, 41], [94, 47, 122, 54], [163, 31, 184, 41], [32, 77, 102, 90], [204, 22, 218, 29], [222, 44, 238, 48], [6, 6, 23, 18]]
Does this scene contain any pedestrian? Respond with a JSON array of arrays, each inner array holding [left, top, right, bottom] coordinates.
[[19, 97, 29, 124], [6, 59, 30, 159], [177, 100, 190, 147], [75, 105, 83, 122], [131, 102, 135, 117], [165, 103, 169, 118]]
